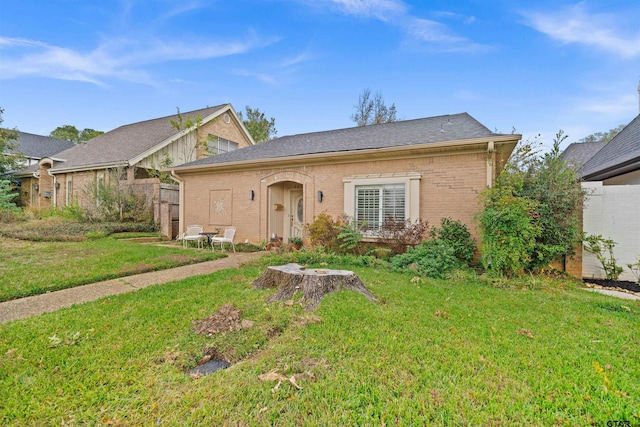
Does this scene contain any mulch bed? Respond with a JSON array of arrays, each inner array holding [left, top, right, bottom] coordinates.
[[583, 278, 640, 297]]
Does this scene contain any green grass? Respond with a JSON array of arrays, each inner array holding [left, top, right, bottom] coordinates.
[[1, 259, 638, 426], [0, 237, 226, 302]]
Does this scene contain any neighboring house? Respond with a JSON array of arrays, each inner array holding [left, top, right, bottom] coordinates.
[[560, 140, 608, 170], [7, 131, 75, 169], [170, 113, 521, 246], [14, 104, 254, 237], [579, 114, 640, 281]]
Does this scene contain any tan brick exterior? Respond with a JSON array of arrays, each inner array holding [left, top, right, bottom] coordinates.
[[178, 146, 507, 246]]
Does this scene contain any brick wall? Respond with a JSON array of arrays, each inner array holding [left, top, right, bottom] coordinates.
[[180, 150, 490, 245]]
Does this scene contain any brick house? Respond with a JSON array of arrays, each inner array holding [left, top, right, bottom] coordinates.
[[170, 113, 521, 245], [14, 104, 254, 237]]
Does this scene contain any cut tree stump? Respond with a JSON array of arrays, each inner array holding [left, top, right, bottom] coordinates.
[[252, 263, 376, 310]]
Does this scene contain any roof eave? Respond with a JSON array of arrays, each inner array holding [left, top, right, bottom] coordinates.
[[50, 161, 130, 174], [171, 134, 520, 174], [582, 157, 640, 181]]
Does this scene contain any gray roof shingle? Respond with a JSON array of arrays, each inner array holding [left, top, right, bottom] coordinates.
[[49, 105, 228, 171], [560, 141, 608, 171], [581, 114, 640, 180], [176, 112, 503, 169], [9, 131, 75, 158]]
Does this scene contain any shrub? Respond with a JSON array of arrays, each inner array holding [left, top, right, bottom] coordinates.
[[627, 256, 640, 284], [335, 219, 366, 255], [306, 212, 343, 252], [429, 217, 476, 265], [391, 239, 464, 279], [477, 187, 540, 277], [377, 217, 428, 255], [583, 234, 623, 281]]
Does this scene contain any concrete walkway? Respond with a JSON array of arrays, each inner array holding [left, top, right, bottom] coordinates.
[[0, 252, 264, 324]]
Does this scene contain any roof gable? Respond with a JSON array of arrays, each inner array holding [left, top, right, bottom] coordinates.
[[176, 112, 507, 169], [48, 104, 240, 172], [560, 140, 608, 171], [581, 114, 640, 180]]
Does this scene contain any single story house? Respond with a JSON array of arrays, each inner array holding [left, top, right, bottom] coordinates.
[[580, 113, 640, 281], [170, 113, 521, 246], [14, 104, 254, 237]]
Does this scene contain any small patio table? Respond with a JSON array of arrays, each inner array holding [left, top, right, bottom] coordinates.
[[199, 230, 220, 249]]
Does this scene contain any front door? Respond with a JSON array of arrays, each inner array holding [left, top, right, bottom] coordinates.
[[289, 189, 303, 238]]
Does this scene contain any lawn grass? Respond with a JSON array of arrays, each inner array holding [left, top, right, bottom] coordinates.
[[1, 258, 638, 426], [0, 236, 226, 302]]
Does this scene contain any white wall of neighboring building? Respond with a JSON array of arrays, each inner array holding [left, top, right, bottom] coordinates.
[[582, 181, 640, 281]]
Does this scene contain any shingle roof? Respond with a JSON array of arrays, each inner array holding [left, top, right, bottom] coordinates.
[[560, 141, 608, 171], [581, 114, 640, 180], [48, 104, 228, 172], [176, 112, 503, 169], [9, 131, 75, 158]]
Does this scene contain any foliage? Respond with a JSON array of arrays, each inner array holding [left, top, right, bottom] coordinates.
[[478, 131, 585, 275], [81, 169, 153, 223], [50, 125, 103, 143], [351, 88, 397, 126], [626, 256, 640, 284], [238, 106, 277, 142], [0, 179, 18, 212], [583, 234, 623, 281], [335, 219, 366, 254], [579, 124, 625, 142], [376, 217, 428, 255], [477, 186, 540, 277], [306, 212, 343, 252], [0, 108, 23, 178], [287, 236, 303, 247], [391, 239, 465, 279], [429, 217, 476, 265]]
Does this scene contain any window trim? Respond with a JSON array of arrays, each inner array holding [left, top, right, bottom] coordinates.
[[207, 135, 239, 155], [343, 172, 421, 235]]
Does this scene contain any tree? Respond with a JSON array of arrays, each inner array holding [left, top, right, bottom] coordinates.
[[50, 125, 104, 143], [478, 130, 586, 276], [351, 88, 397, 126], [239, 106, 277, 143], [579, 124, 625, 142], [0, 108, 22, 179]]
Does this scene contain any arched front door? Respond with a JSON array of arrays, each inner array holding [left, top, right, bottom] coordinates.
[[289, 189, 304, 238]]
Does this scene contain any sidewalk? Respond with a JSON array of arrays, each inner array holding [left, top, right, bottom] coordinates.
[[0, 252, 264, 324]]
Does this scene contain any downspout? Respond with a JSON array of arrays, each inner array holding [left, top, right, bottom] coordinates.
[[170, 170, 185, 238], [486, 141, 495, 187], [32, 170, 40, 208], [48, 169, 57, 208]]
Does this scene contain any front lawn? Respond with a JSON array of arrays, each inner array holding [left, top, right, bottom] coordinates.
[[1, 258, 638, 425], [0, 236, 226, 302]]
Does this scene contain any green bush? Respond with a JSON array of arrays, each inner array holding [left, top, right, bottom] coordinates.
[[391, 239, 465, 279], [477, 188, 540, 277], [335, 219, 366, 254], [429, 217, 476, 265], [583, 234, 623, 281], [306, 212, 343, 252]]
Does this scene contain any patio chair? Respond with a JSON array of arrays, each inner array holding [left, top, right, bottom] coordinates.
[[182, 225, 206, 249], [212, 227, 236, 252]]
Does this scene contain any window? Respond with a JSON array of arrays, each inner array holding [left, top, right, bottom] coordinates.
[[343, 172, 421, 236], [207, 135, 239, 155], [356, 184, 405, 231]]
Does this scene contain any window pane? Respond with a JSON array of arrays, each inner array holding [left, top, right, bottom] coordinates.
[[356, 187, 380, 230], [355, 184, 405, 233]]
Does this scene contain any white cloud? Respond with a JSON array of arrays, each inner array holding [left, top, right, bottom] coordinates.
[[295, 0, 487, 52], [520, 3, 640, 58], [0, 33, 279, 85]]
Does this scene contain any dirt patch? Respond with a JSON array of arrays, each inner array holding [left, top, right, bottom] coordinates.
[[584, 278, 640, 296], [192, 303, 255, 337]]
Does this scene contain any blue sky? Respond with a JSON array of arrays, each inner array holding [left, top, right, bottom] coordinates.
[[1, 0, 639, 150]]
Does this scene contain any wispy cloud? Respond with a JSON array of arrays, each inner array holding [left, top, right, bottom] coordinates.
[[520, 3, 640, 58], [0, 32, 279, 85], [232, 69, 278, 85], [294, 0, 488, 52]]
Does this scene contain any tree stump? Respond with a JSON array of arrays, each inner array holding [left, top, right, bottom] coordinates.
[[252, 263, 376, 310]]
